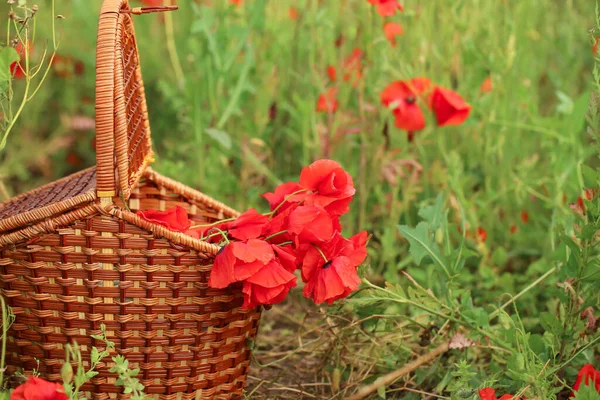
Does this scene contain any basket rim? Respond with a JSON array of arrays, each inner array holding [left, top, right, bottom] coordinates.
[[0, 168, 239, 253]]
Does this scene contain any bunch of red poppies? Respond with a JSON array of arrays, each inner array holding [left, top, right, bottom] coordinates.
[[381, 77, 471, 140], [137, 159, 368, 310]]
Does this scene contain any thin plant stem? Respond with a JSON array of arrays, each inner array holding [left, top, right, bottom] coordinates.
[[164, 0, 185, 88]]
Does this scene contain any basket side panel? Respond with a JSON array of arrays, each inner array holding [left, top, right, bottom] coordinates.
[[0, 214, 261, 399]]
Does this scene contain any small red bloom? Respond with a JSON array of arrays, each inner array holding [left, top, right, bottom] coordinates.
[[316, 88, 338, 113], [287, 205, 340, 245], [342, 48, 364, 85], [66, 152, 82, 166], [137, 206, 192, 232], [381, 78, 432, 133], [327, 66, 337, 82], [335, 34, 344, 48], [288, 7, 299, 20], [571, 364, 600, 397], [593, 37, 599, 56], [520, 210, 529, 224], [384, 22, 403, 47], [478, 388, 523, 400], [585, 188, 596, 201], [230, 0, 242, 5], [480, 76, 493, 93], [510, 225, 518, 234], [430, 86, 471, 127], [300, 159, 356, 216], [208, 239, 274, 288], [261, 182, 304, 212], [141, 0, 165, 6], [367, 0, 404, 16], [298, 231, 367, 304], [242, 258, 297, 309], [227, 208, 270, 240], [476, 227, 487, 243], [479, 388, 497, 400], [11, 376, 68, 400]]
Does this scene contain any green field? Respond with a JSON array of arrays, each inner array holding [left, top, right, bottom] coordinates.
[[1, 0, 600, 398]]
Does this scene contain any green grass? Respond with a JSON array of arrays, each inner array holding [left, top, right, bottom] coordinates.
[[1, 0, 600, 398]]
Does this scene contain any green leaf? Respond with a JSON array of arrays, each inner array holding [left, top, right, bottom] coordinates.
[[418, 194, 445, 230], [581, 164, 598, 188], [0, 47, 20, 84], [377, 385, 386, 399], [573, 382, 600, 400], [205, 128, 232, 149], [540, 312, 563, 336], [398, 222, 449, 276]]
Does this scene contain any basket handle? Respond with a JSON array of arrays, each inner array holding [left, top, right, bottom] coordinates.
[[95, 0, 176, 200]]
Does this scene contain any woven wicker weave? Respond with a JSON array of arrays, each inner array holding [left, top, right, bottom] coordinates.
[[0, 1, 261, 399]]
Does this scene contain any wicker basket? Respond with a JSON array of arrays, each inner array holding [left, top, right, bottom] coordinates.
[[0, 1, 262, 398]]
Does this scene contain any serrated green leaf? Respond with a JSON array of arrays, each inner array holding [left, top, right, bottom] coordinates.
[[573, 381, 600, 400], [540, 312, 563, 336], [418, 193, 445, 230], [398, 222, 449, 276]]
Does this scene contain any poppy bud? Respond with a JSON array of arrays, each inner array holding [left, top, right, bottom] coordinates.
[[61, 362, 73, 384], [435, 228, 444, 244]]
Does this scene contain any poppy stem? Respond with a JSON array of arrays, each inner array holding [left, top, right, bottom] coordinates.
[[200, 228, 230, 244], [277, 241, 293, 246], [264, 230, 288, 241], [312, 244, 328, 263], [189, 217, 236, 230], [268, 189, 309, 216]]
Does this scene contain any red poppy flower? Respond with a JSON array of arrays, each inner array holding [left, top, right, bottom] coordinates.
[[480, 76, 493, 93], [367, 0, 404, 16], [593, 37, 599, 56], [242, 258, 297, 309], [335, 35, 344, 48], [137, 206, 192, 232], [10, 42, 31, 80], [478, 388, 523, 400], [287, 205, 340, 245], [297, 231, 368, 304], [430, 86, 471, 127], [300, 159, 356, 216], [208, 239, 274, 288], [520, 210, 529, 224], [316, 88, 339, 113], [327, 66, 337, 82], [510, 225, 518, 234], [226, 208, 270, 240], [381, 78, 432, 133], [263, 205, 296, 245], [230, 0, 242, 5], [476, 227, 487, 243], [11, 376, 68, 400], [571, 364, 600, 397], [261, 182, 305, 212], [384, 22, 403, 47]]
